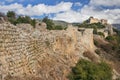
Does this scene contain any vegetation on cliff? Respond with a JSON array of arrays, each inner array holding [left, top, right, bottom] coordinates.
[[0, 11, 36, 27], [73, 22, 105, 29], [68, 59, 112, 80], [73, 22, 105, 37], [94, 29, 120, 59], [94, 28, 120, 77], [106, 28, 120, 53], [42, 16, 67, 30]]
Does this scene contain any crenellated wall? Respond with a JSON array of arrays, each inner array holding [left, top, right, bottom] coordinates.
[[0, 22, 95, 80]]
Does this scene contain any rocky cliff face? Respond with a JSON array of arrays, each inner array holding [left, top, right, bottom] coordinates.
[[0, 22, 95, 80]]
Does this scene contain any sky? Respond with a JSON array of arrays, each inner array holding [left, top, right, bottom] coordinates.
[[0, 0, 120, 24]]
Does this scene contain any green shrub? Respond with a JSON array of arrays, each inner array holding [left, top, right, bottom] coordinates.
[[77, 22, 105, 29], [68, 59, 112, 80], [54, 25, 67, 30], [42, 17, 67, 30], [97, 32, 105, 37], [93, 27, 97, 34], [42, 16, 55, 30], [7, 11, 16, 19], [94, 40, 99, 46], [106, 36, 115, 41]]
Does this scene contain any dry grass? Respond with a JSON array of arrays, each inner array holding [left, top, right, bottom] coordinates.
[[83, 51, 98, 62]]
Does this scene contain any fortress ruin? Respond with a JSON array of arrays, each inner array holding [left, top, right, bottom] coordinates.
[[0, 22, 95, 80], [88, 17, 108, 24]]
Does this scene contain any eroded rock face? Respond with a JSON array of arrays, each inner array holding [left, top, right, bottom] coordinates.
[[0, 23, 94, 80]]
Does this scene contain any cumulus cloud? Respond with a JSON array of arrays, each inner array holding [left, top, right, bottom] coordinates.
[[0, 3, 23, 13], [53, 0, 120, 23], [90, 0, 120, 7], [53, 10, 89, 23], [0, 2, 72, 16]]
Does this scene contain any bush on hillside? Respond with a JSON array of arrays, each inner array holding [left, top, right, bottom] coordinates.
[[68, 59, 112, 80], [15, 16, 36, 28], [97, 32, 105, 37], [76, 22, 105, 29], [93, 27, 97, 34], [42, 16, 55, 30], [106, 36, 115, 41], [42, 16, 67, 30], [7, 11, 16, 19]]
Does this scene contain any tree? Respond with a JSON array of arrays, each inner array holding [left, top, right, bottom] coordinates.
[[7, 11, 16, 19], [42, 16, 55, 30], [93, 27, 97, 34], [30, 19, 36, 28], [17, 16, 31, 23], [7, 11, 16, 24]]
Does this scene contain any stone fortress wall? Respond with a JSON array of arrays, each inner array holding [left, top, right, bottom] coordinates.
[[0, 22, 95, 80], [88, 17, 113, 37], [88, 17, 108, 24]]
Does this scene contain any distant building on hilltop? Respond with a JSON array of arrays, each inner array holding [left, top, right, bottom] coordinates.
[[86, 17, 114, 37], [88, 17, 108, 24], [101, 19, 107, 24]]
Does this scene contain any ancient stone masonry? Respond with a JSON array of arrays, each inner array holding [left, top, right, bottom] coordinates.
[[88, 17, 108, 24], [0, 22, 95, 80]]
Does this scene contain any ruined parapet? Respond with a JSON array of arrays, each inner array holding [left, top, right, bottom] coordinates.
[[35, 21, 47, 31], [16, 23, 34, 35], [78, 28, 85, 35], [77, 28, 94, 50], [101, 19, 107, 24], [97, 29, 109, 38], [0, 17, 5, 23], [106, 24, 113, 35]]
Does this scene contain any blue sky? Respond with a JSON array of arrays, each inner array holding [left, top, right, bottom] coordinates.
[[0, 0, 120, 23], [2, 0, 89, 6]]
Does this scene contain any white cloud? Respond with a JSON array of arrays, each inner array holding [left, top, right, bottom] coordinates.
[[53, 10, 89, 23], [90, 0, 120, 7], [74, 2, 82, 6], [0, 3, 23, 13], [53, 0, 120, 24], [0, 2, 72, 16]]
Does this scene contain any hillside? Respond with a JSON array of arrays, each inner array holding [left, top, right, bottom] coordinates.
[[112, 24, 120, 30], [53, 20, 68, 27]]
